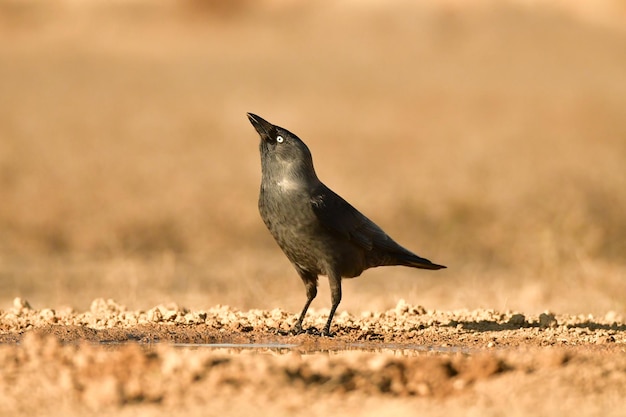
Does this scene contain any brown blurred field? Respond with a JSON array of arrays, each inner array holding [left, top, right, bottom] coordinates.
[[1, 0, 625, 315]]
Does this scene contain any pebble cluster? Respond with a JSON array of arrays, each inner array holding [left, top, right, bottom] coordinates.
[[1, 297, 624, 347], [1, 298, 625, 412], [0, 331, 560, 411]]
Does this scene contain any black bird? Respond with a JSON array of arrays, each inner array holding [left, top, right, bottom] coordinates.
[[247, 113, 445, 336]]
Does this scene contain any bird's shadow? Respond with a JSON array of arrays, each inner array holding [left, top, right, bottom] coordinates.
[[273, 327, 332, 337], [446, 320, 626, 333]]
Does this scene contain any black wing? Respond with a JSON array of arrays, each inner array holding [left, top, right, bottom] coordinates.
[[310, 184, 446, 270], [310, 184, 400, 252]]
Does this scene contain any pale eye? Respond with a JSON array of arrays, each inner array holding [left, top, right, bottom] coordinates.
[[276, 136, 284, 143]]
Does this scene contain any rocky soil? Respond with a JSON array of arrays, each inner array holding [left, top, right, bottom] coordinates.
[[1, 298, 625, 416]]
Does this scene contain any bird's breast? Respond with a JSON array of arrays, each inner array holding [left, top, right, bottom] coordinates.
[[258, 179, 367, 276], [274, 178, 300, 192], [259, 185, 311, 226]]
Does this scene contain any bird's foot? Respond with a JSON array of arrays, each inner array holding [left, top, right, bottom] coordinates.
[[289, 325, 333, 336], [321, 327, 335, 337], [289, 324, 306, 335]]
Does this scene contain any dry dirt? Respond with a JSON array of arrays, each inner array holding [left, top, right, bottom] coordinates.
[[2, 1, 626, 416], [1, 297, 625, 416]]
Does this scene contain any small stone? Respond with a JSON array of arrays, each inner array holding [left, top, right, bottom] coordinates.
[[596, 335, 615, 344], [604, 311, 621, 323], [147, 308, 163, 322], [83, 376, 122, 409], [395, 299, 409, 315], [413, 305, 427, 315], [40, 308, 57, 323], [453, 379, 467, 390], [13, 297, 32, 312], [415, 382, 431, 396]]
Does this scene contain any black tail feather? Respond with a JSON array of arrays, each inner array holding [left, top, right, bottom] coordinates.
[[398, 253, 446, 270]]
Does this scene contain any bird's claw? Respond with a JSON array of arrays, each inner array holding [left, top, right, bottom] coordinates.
[[288, 325, 335, 336], [289, 324, 306, 335]]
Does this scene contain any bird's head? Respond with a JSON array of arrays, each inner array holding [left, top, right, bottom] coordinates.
[[247, 113, 318, 188]]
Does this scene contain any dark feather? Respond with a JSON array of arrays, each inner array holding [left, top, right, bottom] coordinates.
[[311, 184, 445, 270]]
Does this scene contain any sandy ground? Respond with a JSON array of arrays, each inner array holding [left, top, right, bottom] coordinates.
[[2, 1, 626, 416], [1, 298, 625, 416]]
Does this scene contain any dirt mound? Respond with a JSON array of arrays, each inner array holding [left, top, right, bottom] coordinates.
[[2, 298, 623, 348], [1, 298, 625, 415], [0, 332, 504, 410]]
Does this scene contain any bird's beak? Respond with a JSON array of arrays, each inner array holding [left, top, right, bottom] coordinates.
[[247, 113, 275, 141]]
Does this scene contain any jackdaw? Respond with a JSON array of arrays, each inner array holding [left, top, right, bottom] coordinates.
[[247, 113, 445, 336]]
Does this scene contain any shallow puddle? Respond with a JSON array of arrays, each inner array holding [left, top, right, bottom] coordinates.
[[165, 341, 474, 355]]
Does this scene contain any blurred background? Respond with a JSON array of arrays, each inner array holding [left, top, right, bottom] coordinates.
[[1, 0, 625, 315]]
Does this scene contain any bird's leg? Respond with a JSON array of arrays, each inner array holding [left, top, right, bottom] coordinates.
[[322, 273, 342, 337], [292, 271, 318, 334], [293, 296, 314, 334]]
